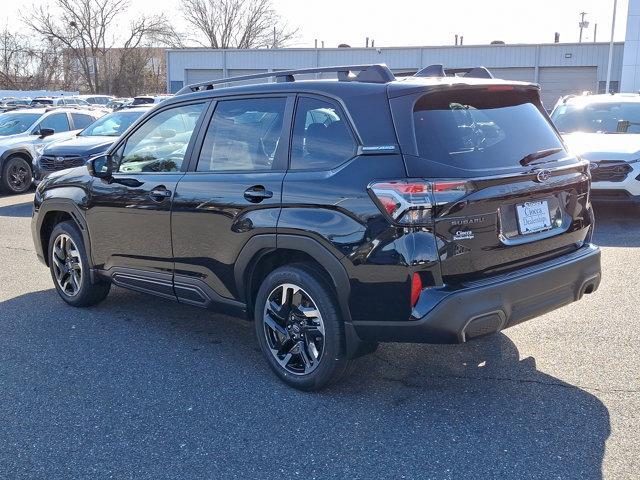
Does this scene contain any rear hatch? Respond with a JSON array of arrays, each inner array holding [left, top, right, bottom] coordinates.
[[389, 83, 592, 282]]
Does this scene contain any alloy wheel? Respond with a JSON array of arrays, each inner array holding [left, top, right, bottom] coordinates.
[[52, 234, 83, 297], [263, 283, 325, 375], [7, 159, 31, 192]]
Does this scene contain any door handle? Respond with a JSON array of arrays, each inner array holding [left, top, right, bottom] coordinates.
[[244, 185, 273, 203], [149, 186, 172, 202]]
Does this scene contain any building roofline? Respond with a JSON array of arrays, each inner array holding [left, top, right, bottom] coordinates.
[[166, 42, 625, 53]]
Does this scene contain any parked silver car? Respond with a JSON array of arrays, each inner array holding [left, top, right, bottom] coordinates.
[[0, 108, 104, 194]]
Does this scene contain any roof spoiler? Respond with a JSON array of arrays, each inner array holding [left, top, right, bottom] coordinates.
[[176, 64, 396, 95], [413, 64, 494, 79]]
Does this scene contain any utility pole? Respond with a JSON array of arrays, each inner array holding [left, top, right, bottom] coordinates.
[[579, 12, 589, 42], [594, 23, 598, 42], [606, 0, 618, 93]]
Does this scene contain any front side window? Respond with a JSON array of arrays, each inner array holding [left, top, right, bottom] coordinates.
[[117, 103, 205, 173], [290, 97, 356, 170], [197, 97, 286, 172], [38, 113, 70, 133], [551, 101, 640, 134]]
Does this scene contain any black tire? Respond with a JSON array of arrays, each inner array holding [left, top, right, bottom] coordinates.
[[1, 155, 33, 194], [48, 221, 111, 307], [254, 264, 351, 391]]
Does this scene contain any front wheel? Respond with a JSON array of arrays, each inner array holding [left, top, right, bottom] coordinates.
[[254, 264, 350, 391], [1, 156, 32, 194], [48, 221, 111, 307]]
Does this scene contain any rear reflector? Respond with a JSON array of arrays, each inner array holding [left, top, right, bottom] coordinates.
[[411, 273, 423, 307]]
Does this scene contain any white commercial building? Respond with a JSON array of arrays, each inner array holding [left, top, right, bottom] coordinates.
[[167, 1, 640, 108]]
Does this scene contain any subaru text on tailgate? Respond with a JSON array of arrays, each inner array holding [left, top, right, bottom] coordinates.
[[31, 64, 601, 390]]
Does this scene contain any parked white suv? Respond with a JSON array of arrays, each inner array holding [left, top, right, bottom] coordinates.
[[551, 93, 640, 207], [0, 108, 104, 194]]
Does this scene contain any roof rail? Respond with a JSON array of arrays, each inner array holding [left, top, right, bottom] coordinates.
[[414, 64, 494, 79], [176, 64, 396, 95]]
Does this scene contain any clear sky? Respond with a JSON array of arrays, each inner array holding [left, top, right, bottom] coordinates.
[[2, 0, 630, 48]]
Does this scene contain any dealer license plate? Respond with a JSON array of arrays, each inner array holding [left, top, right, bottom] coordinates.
[[516, 200, 552, 235]]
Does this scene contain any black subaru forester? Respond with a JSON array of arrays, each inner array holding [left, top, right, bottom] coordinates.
[[32, 64, 601, 390]]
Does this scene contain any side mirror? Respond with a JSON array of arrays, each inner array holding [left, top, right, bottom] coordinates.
[[87, 154, 113, 179], [39, 128, 55, 138]]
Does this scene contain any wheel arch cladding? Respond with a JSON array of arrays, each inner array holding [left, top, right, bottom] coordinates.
[[1, 148, 33, 171], [36, 201, 89, 268], [236, 234, 352, 323]]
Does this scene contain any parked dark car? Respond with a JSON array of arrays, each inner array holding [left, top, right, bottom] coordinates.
[[32, 64, 601, 390], [34, 106, 151, 183]]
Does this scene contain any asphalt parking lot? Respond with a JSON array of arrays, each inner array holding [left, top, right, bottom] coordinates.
[[0, 192, 638, 479]]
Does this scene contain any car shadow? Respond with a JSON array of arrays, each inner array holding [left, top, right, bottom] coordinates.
[[0, 288, 610, 479], [0, 200, 33, 218], [593, 204, 640, 247]]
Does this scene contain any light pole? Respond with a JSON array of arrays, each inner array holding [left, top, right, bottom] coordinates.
[[605, 0, 618, 93], [579, 12, 589, 42]]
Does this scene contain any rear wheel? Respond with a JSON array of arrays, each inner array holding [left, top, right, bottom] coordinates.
[[48, 221, 111, 307], [1, 156, 32, 194], [254, 264, 350, 390]]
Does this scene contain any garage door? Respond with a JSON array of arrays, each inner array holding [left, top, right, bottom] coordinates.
[[539, 67, 597, 109], [185, 69, 223, 86], [489, 67, 535, 83], [227, 69, 268, 85]]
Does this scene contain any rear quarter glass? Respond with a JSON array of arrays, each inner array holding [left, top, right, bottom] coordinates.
[[403, 88, 568, 177]]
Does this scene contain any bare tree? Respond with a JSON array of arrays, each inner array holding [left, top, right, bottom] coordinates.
[[181, 0, 297, 49], [0, 28, 30, 89], [22, 0, 177, 94], [0, 28, 69, 90]]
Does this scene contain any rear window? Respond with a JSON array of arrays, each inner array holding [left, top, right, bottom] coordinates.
[[413, 89, 564, 171]]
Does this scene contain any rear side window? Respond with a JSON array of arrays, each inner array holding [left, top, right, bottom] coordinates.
[[197, 97, 286, 172], [413, 89, 564, 170], [71, 113, 95, 129], [290, 97, 356, 170]]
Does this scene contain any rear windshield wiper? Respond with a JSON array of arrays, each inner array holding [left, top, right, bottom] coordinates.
[[519, 147, 564, 166]]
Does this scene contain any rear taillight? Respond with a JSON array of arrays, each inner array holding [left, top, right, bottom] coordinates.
[[369, 179, 471, 225]]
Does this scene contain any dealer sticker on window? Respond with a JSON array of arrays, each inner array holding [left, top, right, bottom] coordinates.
[[516, 200, 552, 235]]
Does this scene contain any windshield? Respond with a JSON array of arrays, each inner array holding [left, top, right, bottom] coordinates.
[[31, 99, 53, 106], [0, 112, 41, 136], [413, 89, 565, 171], [551, 101, 640, 134], [79, 110, 144, 137], [132, 97, 154, 106]]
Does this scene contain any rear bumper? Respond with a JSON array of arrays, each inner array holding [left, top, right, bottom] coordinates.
[[351, 244, 601, 344]]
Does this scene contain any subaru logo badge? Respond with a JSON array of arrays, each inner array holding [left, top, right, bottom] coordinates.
[[589, 162, 599, 170], [535, 169, 551, 183], [55, 156, 65, 165]]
